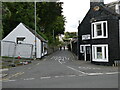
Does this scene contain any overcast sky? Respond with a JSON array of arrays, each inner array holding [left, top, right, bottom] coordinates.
[[60, 0, 117, 32]]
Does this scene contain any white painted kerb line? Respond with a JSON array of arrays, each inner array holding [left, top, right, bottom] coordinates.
[[87, 73, 103, 75], [87, 72, 118, 76], [8, 80, 16, 82], [78, 67, 100, 70], [24, 78, 35, 81], [55, 76, 64, 78], [67, 66, 86, 74], [105, 72, 118, 75], [40, 76, 51, 79]]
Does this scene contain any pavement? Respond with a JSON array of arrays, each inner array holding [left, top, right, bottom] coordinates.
[[1, 50, 119, 88]]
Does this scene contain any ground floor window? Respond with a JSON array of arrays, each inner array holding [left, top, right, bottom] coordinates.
[[92, 44, 108, 62], [80, 45, 84, 53]]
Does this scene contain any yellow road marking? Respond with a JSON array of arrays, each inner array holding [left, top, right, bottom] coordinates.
[[8, 72, 24, 79]]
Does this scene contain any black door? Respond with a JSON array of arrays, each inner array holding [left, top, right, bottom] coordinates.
[[86, 46, 91, 61]]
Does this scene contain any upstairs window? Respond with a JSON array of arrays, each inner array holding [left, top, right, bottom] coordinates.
[[92, 21, 108, 39], [96, 24, 102, 36], [16, 37, 25, 44]]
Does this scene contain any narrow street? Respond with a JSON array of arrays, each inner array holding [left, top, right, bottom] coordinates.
[[2, 50, 118, 88]]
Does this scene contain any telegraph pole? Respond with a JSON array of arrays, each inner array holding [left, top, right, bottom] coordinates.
[[34, 1, 37, 59]]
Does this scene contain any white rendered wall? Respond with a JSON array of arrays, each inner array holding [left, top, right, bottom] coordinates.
[[2, 23, 42, 58]]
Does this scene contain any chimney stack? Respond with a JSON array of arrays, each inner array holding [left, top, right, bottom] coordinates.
[[90, 0, 104, 8]]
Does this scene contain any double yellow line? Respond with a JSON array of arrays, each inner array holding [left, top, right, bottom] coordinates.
[[10, 72, 24, 78], [2, 72, 24, 81]]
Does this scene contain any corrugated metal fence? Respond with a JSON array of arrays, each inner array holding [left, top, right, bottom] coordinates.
[[0, 41, 33, 58]]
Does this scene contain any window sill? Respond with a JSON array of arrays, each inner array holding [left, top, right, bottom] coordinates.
[[92, 37, 108, 39], [92, 59, 108, 62]]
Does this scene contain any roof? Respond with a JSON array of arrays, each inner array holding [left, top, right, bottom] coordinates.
[[84, 3, 120, 23], [100, 4, 120, 17], [102, 1, 120, 17], [22, 23, 47, 43], [106, 1, 119, 7], [81, 1, 120, 24]]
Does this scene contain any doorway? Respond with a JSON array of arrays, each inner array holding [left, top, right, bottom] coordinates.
[[85, 46, 91, 61], [80, 44, 91, 61]]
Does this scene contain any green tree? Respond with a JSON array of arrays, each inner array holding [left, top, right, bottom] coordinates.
[[2, 2, 40, 38], [36, 2, 65, 36], [2, 2, 65, 46], [64, 32, 77, 39], [52, 16, 65, 36], [36, 2, 65, 45]]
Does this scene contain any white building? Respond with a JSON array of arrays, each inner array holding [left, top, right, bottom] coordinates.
[[1, 23, 47, 58], [58, 34, 64, 42]]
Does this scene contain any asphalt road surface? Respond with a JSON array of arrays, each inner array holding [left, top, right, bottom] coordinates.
[[2, 50, 118, 88]]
